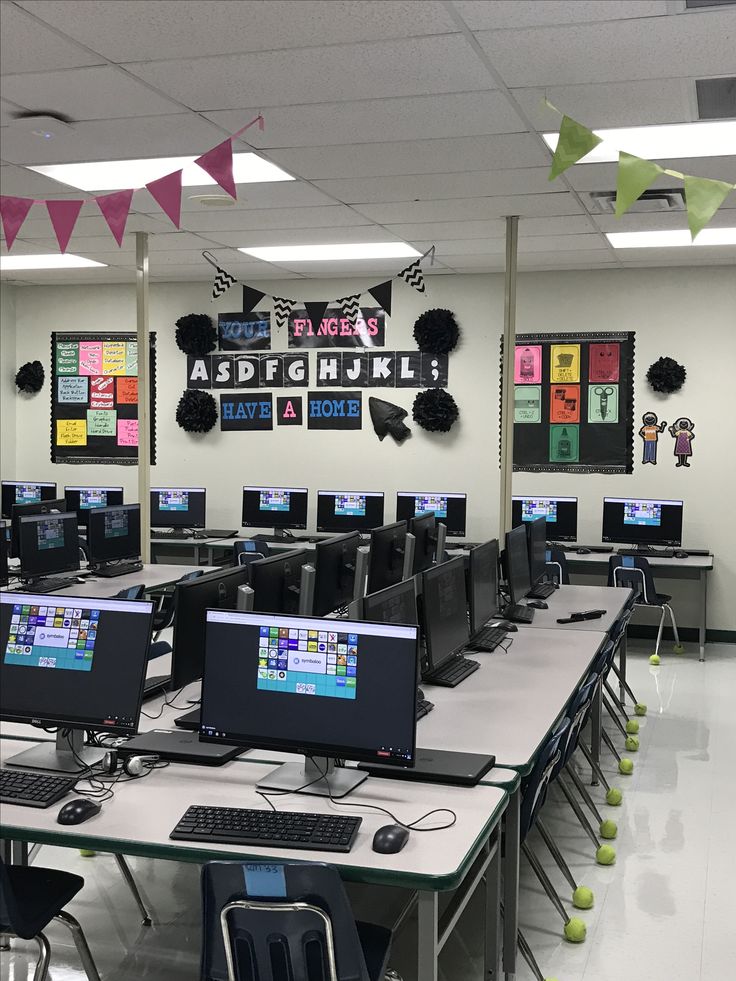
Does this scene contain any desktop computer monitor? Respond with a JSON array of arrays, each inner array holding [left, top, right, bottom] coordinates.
[[0, 522, 8, 587], [242, 485, 308, 532], [316, 490, 385, 534], [505, 525, 531, 604], [467, 540, 500, 634], [64, 486, 124, 527], [312, 532, 361, 616], [150, 487, 206, 529], [87, 505, 142, 568], [200, 610, 418, 797], [361, 578, 418, 625], [249, 549, 312, 615], [366, 520, 408, 594], [512, 496, 578, 542], [170, 565, 251, 690], [10, 498, 66, 559], [420, 557, 470, 678], [410, 512, 437, 574], [0, 590, 154, 772], [18, 512, 80, 584], [526, 517, 547, 586], [396, 491, 467, 538], [602, 497, 684, 548], [1, 480, 57, 519]]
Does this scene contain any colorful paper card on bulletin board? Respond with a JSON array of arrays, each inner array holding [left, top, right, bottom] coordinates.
[[50, 332, 156, 465], [504, 331, 634, 474]]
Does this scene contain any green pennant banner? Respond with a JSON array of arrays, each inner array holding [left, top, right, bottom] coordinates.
[[548, 115, 603, 181], [684, 174, 735, 240], [615, 152, 664, 217]]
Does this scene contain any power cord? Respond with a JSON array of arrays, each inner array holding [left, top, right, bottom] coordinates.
[[140, 685, 193, 720]]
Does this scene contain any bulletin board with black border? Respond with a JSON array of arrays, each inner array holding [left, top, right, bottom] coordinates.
[[50, 332, 157, 465], [507, 330, 635, 474]]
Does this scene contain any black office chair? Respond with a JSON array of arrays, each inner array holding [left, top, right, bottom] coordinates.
[[78, 538, 89, 562], [607, 555, 682, 658], [234, 539, 270, 564], [114, 584, 146, 600], [201, 861, 401, 981], [0, 856, 101, 981]]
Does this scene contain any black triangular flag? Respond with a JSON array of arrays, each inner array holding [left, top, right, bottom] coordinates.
[[304, 300, 330, 334], [368, 280, 392, 317], [242, 284, 266, 314]]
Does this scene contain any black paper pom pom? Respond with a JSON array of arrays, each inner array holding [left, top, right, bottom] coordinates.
[[412, 388, 459, 433], [646, 357, 686, 394], [175, 313, 217, 356], [15, 360, 45, 394], [175, 389, 218, 433], [413, 308, 460, 355]]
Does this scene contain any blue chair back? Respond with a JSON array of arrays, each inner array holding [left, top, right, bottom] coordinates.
[[201, 861, 372, 981], [556, 671, 601, 772], [115, 585, 145, 600], [607, 554, 660, 605], [544, 547, 569, 585], [234, 540, 270, 564], [520, 717, 571, 842]]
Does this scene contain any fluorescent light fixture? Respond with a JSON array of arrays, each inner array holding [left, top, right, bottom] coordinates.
[[239, 243, 422, 262], [28, 153, 294, 192], [543, 120, 736, 163], [0, 254, 107, 270], [606, 228, 736, 248]]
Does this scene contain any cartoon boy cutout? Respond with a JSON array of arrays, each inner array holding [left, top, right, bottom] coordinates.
[[669, 417, 695, 467], [639, 412, 666, 465]]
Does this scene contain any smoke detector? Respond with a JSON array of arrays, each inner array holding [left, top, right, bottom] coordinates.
[[10, 110, 74, 140], [588, 189, 686, 214], [187, 194, 236, 208]]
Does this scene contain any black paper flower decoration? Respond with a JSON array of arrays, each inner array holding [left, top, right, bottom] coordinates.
[[646, 357, 686, 394], [412, 388, 459, 433], [413, 308, 460, 355], [15, 360, 45, 394], [175, 313, 217, 356], [175, 389, 217, 433], [369, 397, 411, 444]]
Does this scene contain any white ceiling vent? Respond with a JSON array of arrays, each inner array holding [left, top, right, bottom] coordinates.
[[587, 189, 686, 214]]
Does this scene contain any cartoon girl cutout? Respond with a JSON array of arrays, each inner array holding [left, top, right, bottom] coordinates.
[[669, 417, 695, 467], [639, 411, 666, 465]]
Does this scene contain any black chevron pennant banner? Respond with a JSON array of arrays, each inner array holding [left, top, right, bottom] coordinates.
[[241, 284, 266, 313], [273, 296, 296, 330], [211, 265, 237, 300], [397, 257, 425, 294], [304, 300, 330, 333], [338, 294, 361, 328], [367, 280, 393, 317]]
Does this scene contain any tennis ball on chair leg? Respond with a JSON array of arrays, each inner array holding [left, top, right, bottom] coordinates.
[[673, 643, 684, 654], [564, 917, 587, 943], [606, 787, 623, 806], [635, 702, 647, 716], [649, 654, 661, 665], [625, 735, 640, 752], [619, 757, 634, 775], [573, 885, 594, 909], [600, 819, 618, 839], [596, 844, 616, 866], [625, 719, 639, 734]]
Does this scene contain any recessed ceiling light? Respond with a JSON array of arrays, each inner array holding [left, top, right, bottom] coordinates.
[[543, 120, 736, 163], [0, 254, 107, 270], [239, 243, 422, 262], [27, 153, 294, 192], [606, 228, 736, 248]]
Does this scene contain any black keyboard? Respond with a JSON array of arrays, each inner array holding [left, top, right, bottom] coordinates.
[[90, 561, 144, 578], [170, 805, 362, 852], [17, 575, 84, 594], [528, 581, 556, 600], [0, 768, 76, 809], [503, 603, 535, 624], [565, 545, 614, 554], [469, 625, 507, 651], [417, 697, 434, 719], [424, 654, 479, 688], [154, 530, 192, 540]]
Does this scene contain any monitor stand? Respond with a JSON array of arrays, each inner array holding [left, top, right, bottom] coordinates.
[[5, 729, 105, 774], [256, 755, 367, 799]]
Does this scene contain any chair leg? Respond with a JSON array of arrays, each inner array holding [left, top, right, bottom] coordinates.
[[522, 842, 570, 926], [654, 607, 666, 657], [33, 933, 51, 981], [0, 933, 10, 950], [577, 742, 612, 792], [537, 819, 577, 892], [602, 727, 623, 762], [665, 603, 683, 651], [516, 926, 546, 981], [114, 853, 152, 925], [557, 776, 601, 852], [602, 693, 629, 738], [610, 659, 640, 706], [604, 679, 631, 722], [384, 971, 403, 981], [54, 911, 102, 981]]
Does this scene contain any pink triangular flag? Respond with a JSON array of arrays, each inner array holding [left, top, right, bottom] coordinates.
[[0, 196, 34, 250], [46, 199, 84, 252], [194, 138, 236, 199], [146, 169, 183, 228], [95, 189, 134, 247]]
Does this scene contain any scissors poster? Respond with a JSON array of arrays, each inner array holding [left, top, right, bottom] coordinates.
[[505, 331, 634, 474]]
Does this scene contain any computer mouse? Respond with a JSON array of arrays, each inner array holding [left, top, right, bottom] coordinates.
[[527, 599, 548, 610], [674, 550, 688, 559], [372, 824, 410, 854], [576, 547, 592, 555], [417, 687, 425, 701], [57, 798, 102, 826], [491, 620, 518, 632]]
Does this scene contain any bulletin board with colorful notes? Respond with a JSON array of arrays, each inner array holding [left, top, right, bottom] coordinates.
[[508, 331, 635, 475], [51, 333, 156, 465]]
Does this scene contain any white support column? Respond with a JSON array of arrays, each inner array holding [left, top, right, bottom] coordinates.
[[499, 216, 519, 542], [135, 232, 151, 564]]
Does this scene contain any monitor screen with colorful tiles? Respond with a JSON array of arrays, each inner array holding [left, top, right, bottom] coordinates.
[[258, 624, 359, 700], [5, 602, 100, 672]]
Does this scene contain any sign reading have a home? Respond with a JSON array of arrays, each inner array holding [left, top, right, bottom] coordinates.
[[219, 394, 274, 431], [307, 391, 362, 430]]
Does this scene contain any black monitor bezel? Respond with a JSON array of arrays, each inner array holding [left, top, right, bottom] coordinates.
[[241, 485, 309, 531], [366, 520, 408, 594], [316, 489, 385, 534], [87, 504, 142, 565], [10, 498, 67, 559], [526, 517, 548, 586], [312, 531, 361, 617], [409, 512, 436, 574], [505, 524, 532, 604], [18, 511, 80, 580], [467, 539, 500, 633], [1, 480, 58, 519], [421, 555, 470, 673], [511, 495, 578, 543], [248, 548, 311, 615], [64, 485, 124, 527], [601, 496, 684, 547], [150, 487, 207, 529], [361, 576, 418, 626], [396, 490, 467, 538]]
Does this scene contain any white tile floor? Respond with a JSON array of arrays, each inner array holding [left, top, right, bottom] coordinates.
[[2, 642, 735, 981]]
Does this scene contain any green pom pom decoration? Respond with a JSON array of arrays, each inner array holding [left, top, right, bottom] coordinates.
[[619, 757, 634, 775], [635, 703, 647, 716], [596, 844, 616, 866], [625, 719, 639, 734], [564, 917, 587, 942], [625, 735, 640, 752], [673, 643, 684, 654], [573, 885, 594, 909], [600, 819, 618, 839], [649, 653, 661, 665], [606, 787, 623, 806]]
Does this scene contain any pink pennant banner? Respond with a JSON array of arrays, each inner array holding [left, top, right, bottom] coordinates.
[[0, 196, 34, 249], [95, 189, 134, 246], [46, 199, 84, 252], [146, 169, 183, 228], [194, 138, 236, 199]]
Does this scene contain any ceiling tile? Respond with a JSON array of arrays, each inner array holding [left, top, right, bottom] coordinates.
[[0, 2, 104, 74], [512, 81, 695, 129], [385, 215, 598, 240], [455, 0, 668, 30], [121, 35, 493, 110], [565, 157, 736, 193], [174, 205, 373, 233], [592, 210, 736, 233], [519, 233, 609, 252], [517, 251, 619, 268], [313, 168, 555, 203], [264, 258, 452, 278], [354, 193, 584, 224], [15, 212, 172, 240], [0, 162, 75, 196], [202, 226, 408, 248], [175, 181, 335, 214]]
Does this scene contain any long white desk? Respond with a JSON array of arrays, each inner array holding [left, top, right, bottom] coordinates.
[[520, 583, 632, 635], [150, 536, 236, 566], [56, 563, 206, 598]]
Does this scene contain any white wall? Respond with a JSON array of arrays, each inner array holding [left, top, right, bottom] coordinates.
[[0, 284, 17, 476], [3, 267, 734, 632]]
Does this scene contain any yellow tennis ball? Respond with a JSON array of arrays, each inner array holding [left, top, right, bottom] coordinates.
[[619, 757, 634, 774], [635, 702, 647, 716], [573, 886, 594, 909], [606, 787, 623, 806], [649, 654, 660, 665], [564, 917, 587, 943], [625, 719, 639, 734], [600, 819, 618, 839], [596, 844, 616, 865], [625, 735, 640, 752], [673, 643, 684, 654], [78, 849, 96, 858]]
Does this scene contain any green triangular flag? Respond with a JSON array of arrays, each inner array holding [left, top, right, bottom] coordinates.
[[548, 115, 602, 181], [684, 174, 735, 240], [615, 152, 664, 217]]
